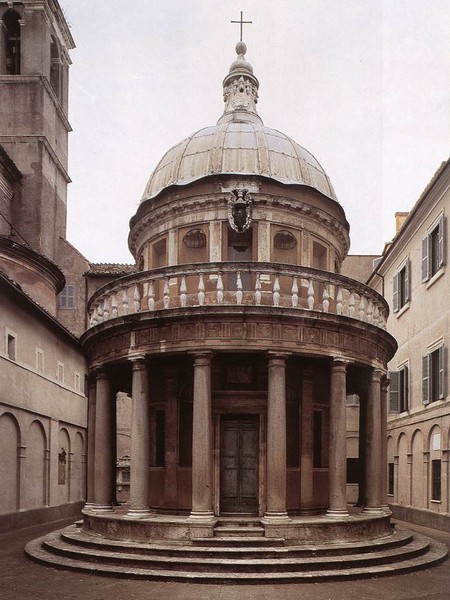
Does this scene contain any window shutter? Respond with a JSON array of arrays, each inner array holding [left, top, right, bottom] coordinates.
[[389, 370, 400, 413], [438, 214, 445, 268], [404, 260, 410, 303], [422, 236, 429, 282], [438, 345, 445, 399], [403, 365, 409, 411], [393, 273, 399, 312], [422, 354, 430, 405]]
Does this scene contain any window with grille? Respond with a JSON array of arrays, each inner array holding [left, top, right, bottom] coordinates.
[[59, 284, 75, 309], [432, 459, 441, 501], [388, 463, 394, 495]]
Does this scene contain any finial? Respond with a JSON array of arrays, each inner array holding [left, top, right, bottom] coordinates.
[[231, 11, 252, 43], [236, 41, 247, 56]]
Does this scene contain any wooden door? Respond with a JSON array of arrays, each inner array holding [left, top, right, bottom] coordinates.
[[220, 415, 259, 514]]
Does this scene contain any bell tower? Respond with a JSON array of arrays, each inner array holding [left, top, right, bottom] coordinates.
[[0, 0, 74, 261]]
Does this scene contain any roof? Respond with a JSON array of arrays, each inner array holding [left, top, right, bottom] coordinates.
[[141, 121, 338, 203], [87, 263, 136, 276]]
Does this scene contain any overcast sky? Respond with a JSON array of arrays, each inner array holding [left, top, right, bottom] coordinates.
[[61, 0, 450, 264]]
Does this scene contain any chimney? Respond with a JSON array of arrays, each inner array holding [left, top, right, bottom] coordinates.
[[395, 212, 409, 234]]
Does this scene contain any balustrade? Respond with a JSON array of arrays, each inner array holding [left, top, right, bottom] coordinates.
[[88, 262, 388, 330]]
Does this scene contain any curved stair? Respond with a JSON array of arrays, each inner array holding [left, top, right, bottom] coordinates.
[[25, 524, 448, 583]]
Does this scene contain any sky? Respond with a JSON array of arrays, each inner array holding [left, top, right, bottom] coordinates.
[[61, 0, 450, 264]]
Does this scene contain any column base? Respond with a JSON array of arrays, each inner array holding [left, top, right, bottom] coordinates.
[[363, 506, 384, 515], [325, 508, 350, 518], [92, 504, 114, 512], [83, 502, 96, 511], [125, 508, 153, 519], [186, 510, 215, 522], [262, 511, 291, 523]]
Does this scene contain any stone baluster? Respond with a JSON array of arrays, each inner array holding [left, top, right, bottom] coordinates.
[[236, 271, 243, 305], [307, 279, 315, 310], [372, 304, 379, 326], [133, 284, 141, 313], [358, 295, 365, 321], [111, 292, 118, 318], [336, 287, 343, 315], [273, 274, 280, 307], [90, 308, 98, 327], [216, 272, 224, 304], [255, 272, 262, 305], [349, 292, 355, 318], [367, 301, 373, 324], [291, 276, 299, 308], [180, 275, 187, 307], [122, 287, 129, 315], [163, 277, 170, 309], [322, 284, 330, 312], [103, 295, 110, 321], [198, 273, 205, 306], [148, 280, 155, 310], [97, 299, 104, 322]]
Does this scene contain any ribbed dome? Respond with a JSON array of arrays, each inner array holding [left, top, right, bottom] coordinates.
[[141, 121, 338, 202], [141, 42, 338, 204]]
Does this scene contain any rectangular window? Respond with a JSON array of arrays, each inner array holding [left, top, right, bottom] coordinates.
[[422, 214, 445, 282], [423, 346, 445, 404], [155, 409, 165, 467], [389, 366, 409, 413], [393, 260, 410, 312], [57, 361, 65, 383], [59, 284, 76, 309], [388, 463, 394, 495], [6, 333, 16, 361], [313, 410, 323, 468], [432, 459, 441, 501], [36, 348, 44, 372]]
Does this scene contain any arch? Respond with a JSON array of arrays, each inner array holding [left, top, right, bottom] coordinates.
[[397, 432, 409, 506], [428, 424, 442, 452], [23, 420, 47, 509], [71, 431, 85, 501], [411, 428, 425, 509], [3, 10, 21, 75], [58, 427, 71, 503], [0, 412, 20, 514]]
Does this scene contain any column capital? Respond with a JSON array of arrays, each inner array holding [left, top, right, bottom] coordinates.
[[268, 351, 290, 364], [91, 365, 108, 380], [370, 368, 385, 383], [191, 351, 213, 367], [129, 355, 147, 371], [331, 357, 351, 371]]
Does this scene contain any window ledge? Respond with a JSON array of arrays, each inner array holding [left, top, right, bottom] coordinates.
[[430, 500, 442, 504], [396, 302, 410, 318], [426, 266, 445, 289]]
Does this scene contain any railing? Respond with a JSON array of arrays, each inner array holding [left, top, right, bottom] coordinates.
[[87, 262, 388, 330]]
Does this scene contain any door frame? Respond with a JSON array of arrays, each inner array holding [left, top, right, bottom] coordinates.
[[213, 404, 266, 517]]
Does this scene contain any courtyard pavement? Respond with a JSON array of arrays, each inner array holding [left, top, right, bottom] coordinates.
[[0, 517, 448, 600]]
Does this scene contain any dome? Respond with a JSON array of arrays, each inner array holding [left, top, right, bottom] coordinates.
[[140, 42, 338, 204], [141, 121, 338, 202]]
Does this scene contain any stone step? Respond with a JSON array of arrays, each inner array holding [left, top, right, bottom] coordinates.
[[214, 526, 265, 538], [25, 534, 448, 583], [42, 534, 433, 573], [60, 525, 414, 558]]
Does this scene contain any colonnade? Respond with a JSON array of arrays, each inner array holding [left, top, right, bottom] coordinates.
[[85, 354, 388, 519]]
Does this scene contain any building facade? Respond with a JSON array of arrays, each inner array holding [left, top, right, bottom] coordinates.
[[368, 160, 450, 531], [0, 0, 88, 530]]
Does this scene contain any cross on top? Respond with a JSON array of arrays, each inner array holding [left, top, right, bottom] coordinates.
[[231, 11, 252, 42]]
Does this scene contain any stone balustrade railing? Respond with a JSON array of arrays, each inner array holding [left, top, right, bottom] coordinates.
[[87, 262, 388, 330]]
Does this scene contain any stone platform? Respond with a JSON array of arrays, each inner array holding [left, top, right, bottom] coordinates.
[[24, 508, 448, 583]]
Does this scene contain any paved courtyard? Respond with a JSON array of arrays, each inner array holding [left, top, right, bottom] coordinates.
[[0, 517, 448, 600]]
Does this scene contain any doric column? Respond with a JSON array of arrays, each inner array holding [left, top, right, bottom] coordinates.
[[164, 368, 178, 508], [127, 357, 151, 517], [380, 375, 390, 511], [300, 372, 314, 513], [327, 358, 349, 517], [189, 352, 214, 519], [93, 369, 114, 511], [265, 352, 290, 521], [84, 378, 96, 510], [364, 368, 383, 513]]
